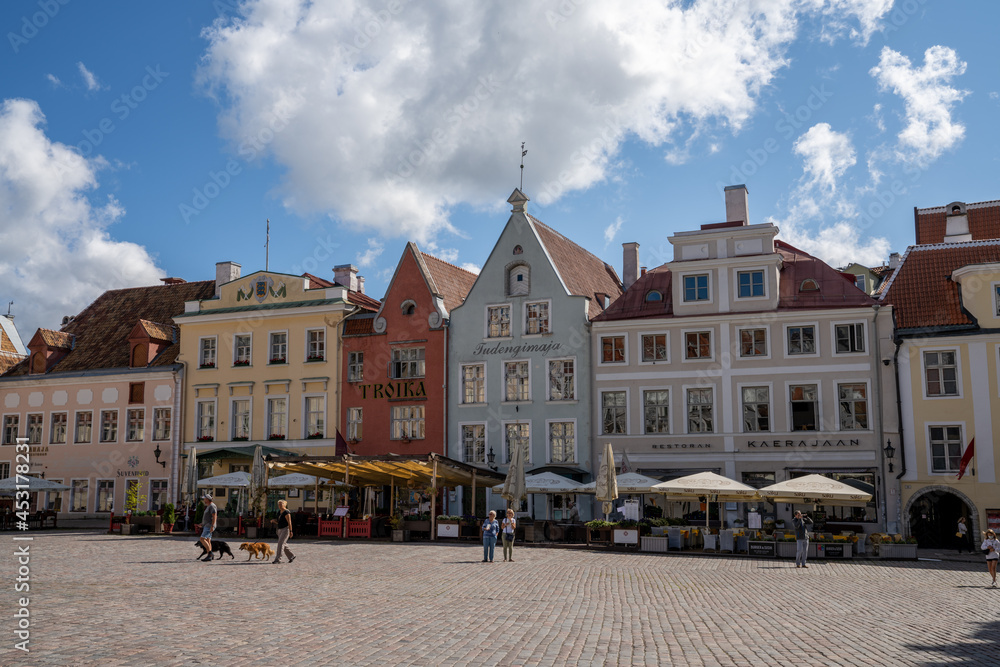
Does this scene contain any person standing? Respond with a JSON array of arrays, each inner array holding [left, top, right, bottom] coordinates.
[[501, 509, 516, 562], [272, 499, 296, 564], [482, 510, 499, 563], [792, 510, 813, 569], [566, 501, 580, 523], [956, 517, 969, 553], [199, 494, 218, 562], [982, 529, 1000, 587]]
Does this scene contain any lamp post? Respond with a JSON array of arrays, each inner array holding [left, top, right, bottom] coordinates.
[[487, 447, 498, 472], [153, 444, 166, 469], [883, 439, 896, 474]]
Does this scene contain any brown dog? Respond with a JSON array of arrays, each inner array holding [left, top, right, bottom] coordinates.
[[239, 542, 275, 561]]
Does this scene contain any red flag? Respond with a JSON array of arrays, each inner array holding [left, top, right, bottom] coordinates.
[[335, 429, 353, 456], [956, 438, 975, 480]]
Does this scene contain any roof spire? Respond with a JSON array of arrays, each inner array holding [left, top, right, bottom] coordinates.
[[507, 188, 529, 214], [520, 141, 527, 191]]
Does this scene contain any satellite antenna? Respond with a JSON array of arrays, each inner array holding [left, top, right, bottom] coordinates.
[[520, 142, 527, 190]]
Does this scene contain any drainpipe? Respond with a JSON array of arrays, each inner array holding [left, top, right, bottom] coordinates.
[[336, 306, 362, 451], [172, 362, 185, 506], [893, 336, 906, 533], [871, 305, 887, 532]]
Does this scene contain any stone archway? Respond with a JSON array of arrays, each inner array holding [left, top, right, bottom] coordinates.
[[903, 485, 978, 548]]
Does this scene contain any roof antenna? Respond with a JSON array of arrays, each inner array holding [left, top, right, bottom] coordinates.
[[5, 301, 12, 320], [520, 142, 527, 191], [265, 218, 270, 271]]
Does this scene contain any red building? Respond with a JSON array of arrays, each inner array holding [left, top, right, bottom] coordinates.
[[340, 243, 477, 456]]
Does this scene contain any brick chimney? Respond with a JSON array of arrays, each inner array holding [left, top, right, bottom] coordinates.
[[724, 184, 749, 225], [622, 242, 640, 290], [333, 264, 359, 292], [215, 261, 241, 297]]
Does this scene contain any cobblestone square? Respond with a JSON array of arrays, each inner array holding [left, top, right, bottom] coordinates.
[[2, 531, 997, 666]]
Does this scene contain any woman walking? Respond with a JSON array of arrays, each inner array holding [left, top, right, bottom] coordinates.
[[982, 529, 999, 587], [482, 510, 499, 563], [501, 509, 516, 562], [272, 499, 296, 564], [956, 517, 969, 553]]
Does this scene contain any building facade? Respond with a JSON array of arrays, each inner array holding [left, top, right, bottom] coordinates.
[[0, 314, 27, 374], [593, 186, 897, 533], [447, 189, 623, 520]]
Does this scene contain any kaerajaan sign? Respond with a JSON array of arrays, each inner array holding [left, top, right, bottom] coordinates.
[[745, 439, 861, 448]]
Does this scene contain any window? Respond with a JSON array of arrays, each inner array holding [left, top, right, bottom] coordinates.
[[929, 425, 963, 472], [74, 412, 92, 443], [508, 265, 529, 296], [686, 388, 714, 433], [305, 396, 324, 437], [96, 480, 114, 512], [126, 409, 144, 442], [835, 323, 865, 353], [267, 398, 286, 438], [348, 352, 363, 382], [742, 387, 770, 432], [685, 331, 712, 359], [231, 400, 250, 440], [50, 412, 67, 444], [462, 424, 485, 463], [71, 479, 89, 512], [347, 407, 362, 441], [462, 364, 485, 404], [401, 300, 416, 316], [854, 274, 866, 291], [790, 385, 818, 431], [2, 415, 18, 445], [153, 408, 171, 441], [787, 326, 816, 355], [641, 334, 667, 362], [199, 338, 217, 368], [129, 382, 144, 403], [645, 290, 662, 302], [683, 274, 709, 302], [996, 285, 1000, 316], [504, 361, 530, 401], [602, 391, 627, 434], [739, 328, 767, 357], [197, 402, 215, 440], [269, 332, 287, 364], [150, 480, 168, 511], [100, 410, 118, 442], [307, 329, 325, 361], [643, 390, 670, 434], [601, 336, 625, 363], [504, 422, 529, 462], [549, 422, 575, 463], [391, 406, 424, 440], [234, 334, 252, 365], [924, 351, 958, 396], [488, 305, 511, 337], [525, 302, 549, 334], [548, 359, 575, 401], [27, 414, 42, 444], [391, 348, 425, 378], [799, 279, 819, 292], [737, 270, 765, 298], [838, 383, 868, 430]]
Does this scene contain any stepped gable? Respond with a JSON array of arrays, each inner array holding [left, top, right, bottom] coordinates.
[[528, 215, 623, 319], [915, 199, 1000, 244], [882, 241, 1000, 331], [775, 240, 877, 310], [4, 280, 215, 376], [419, 252, 477, 314]]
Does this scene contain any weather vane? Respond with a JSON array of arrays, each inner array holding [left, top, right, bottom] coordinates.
[[520, 142, 527, 191]]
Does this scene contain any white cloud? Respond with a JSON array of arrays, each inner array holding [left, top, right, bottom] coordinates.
[[604, 216, 624, 245], [870, 45, 968, 167], [198, 0, 892, 244], [776, 218, 890, 268], [77, 62, 103, 91], [793, 123, 856, 192], [46, 74, 63, 88], [356, 237, 383, 267], [0, 99, 164, 334], [801, 0, 893, 44], [460, 263, 481, 275]]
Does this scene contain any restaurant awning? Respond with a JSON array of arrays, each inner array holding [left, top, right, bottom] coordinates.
[[756, 474, 872, 507], [264, 453, 506, 488]]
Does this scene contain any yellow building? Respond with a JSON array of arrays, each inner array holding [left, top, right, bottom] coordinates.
[[884, 235, 1000, 545], [175, 262, 378, 511]]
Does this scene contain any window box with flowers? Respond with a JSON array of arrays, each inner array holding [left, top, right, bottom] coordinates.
[[306, 354, 325, 362], [197, 436, 214, 442], [306, 432, 324, 440], [232, 436, 249, 442], [269, 357, 287, 365], [268, 434, 286, 441], [232, 360, 250, 367], [199, 362, 216, 369]]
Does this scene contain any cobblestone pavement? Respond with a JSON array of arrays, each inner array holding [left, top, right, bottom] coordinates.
[[2, 531, 998, 666]]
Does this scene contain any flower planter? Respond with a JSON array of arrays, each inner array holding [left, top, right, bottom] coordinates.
[[614, 528, 639, 545], [776, 541, 798, 558], [587, 527, 612, 545], [641, 536, 669, 553], [132, 516, 162, 534], [245, 526, 258, 539], [162, 523, 174, 534], [878, 543, 918, 559], [437, 521, 459, 538], [120, 523, 133, 536], [392, 529, 410, 542]]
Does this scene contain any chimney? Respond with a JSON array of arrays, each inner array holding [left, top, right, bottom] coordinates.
[[724, 184, 749, 225], [333, 264, 359, 292], [215, 261, 241, 297], [622, 242, 640, 289], [944, 202, 971, 243], [357, 276, 365, 294], [161, 277, 186, 285], [888, 252, 900, 270]]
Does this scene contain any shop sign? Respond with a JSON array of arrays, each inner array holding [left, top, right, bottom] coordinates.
[[748, 541, 776, 557], [745, 439, 861, 448], [28, 446, 48, 457], [358, 380, 426, 400], [116, 469, 149, 478], [651, 443, 712, 450], [471, 341, 563, 357], [819, 544, 844, 558]]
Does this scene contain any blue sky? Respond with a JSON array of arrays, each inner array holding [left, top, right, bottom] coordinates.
[[1, 1, 997, 335]]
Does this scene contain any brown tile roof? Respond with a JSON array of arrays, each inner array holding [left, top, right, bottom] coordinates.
[[882, 240, 1000, 330], [38, 329, 75, 348], [593, 268, 672, 321], [0, 329, 15, 354], [0, 352, 25, 374], [4, 281, 215, 376], [137, 320, 176, 342], [302, 272, 380, 311], [915, 200, 1000, 244], [342, 315, 376, 336], [304, 273, 334, 289], [420, 252, 477, 313], [869, 265, 893, 277], [528, 215, 623, 320]]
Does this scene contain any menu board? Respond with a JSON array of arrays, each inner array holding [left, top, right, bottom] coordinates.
[[748, 541, 775, 557]]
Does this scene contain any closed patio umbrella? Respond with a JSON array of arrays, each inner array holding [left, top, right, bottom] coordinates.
[[184, 447, 198, 530], [250, 445, 266, 516], [501, 440, 526, 509], [594, 443, 618, 519], [0, 476, 71, 493]]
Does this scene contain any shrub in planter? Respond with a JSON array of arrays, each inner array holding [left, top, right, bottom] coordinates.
[[162, 503, 176, 533]]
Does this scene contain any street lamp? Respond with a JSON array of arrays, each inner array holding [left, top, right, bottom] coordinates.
[[883, 439, 896, 473], [153, 444, 166, 469], [487, 447, 497, 472]]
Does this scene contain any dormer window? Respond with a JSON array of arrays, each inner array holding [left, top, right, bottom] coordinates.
[[507, 263, 529, 296], [401, 300, 416, 316], [799, 279, 820, 292], [645, 290, 662, 302]]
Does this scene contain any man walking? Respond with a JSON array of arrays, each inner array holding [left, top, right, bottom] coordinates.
[[793, 510, 813, 569], [199, 494, 218, 562]]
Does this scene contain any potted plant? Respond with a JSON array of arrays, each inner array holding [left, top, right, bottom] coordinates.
[[389, 515, 408, 542], [197, 435, 214, 442], [268, 433, 286, 440], [307, 432, 324, 439], [161, 504, 176, 534]]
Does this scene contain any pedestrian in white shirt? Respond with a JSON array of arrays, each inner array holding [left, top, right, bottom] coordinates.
[[982, 529, 999, 587]]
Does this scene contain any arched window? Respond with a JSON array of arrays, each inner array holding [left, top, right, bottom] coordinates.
[[645, 290, 662, 302], [508, 264, 529, 296], [31, 352, 46, 374], [513, 245, 523, 255], [799, 279, 820, 292], [131, 343, 148, 368], [401, 300, 416, 316]]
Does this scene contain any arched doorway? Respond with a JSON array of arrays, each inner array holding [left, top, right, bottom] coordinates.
[[906, 486, 976, 548]]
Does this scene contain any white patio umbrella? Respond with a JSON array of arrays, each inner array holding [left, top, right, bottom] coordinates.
[[267, 473, 327, 488], [500, 442, 527, 509], [653, 471, 759, 528], [578, 472, 663, 494], [197, 471, 252, 488], [594, 443, 618, 519], [0, 475, 70, 493], [492, 473, 581, 520], [756, 474, 872, 507]]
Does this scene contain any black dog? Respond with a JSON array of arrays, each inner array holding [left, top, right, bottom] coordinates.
[[194, 539, 234, 561]]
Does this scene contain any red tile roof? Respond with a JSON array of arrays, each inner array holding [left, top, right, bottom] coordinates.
[[420, 252, 478, 313], [593, 268, 672, 321], [882, 240, 1000, 330], [4, 281, 215, 376], [915, 200, 1000, 244], [37, 329, 75, 348], [342, 316, 376, 336], [528, 216, 623, 319], [137, 320, 177, 342], [302, 272, 380, 311]]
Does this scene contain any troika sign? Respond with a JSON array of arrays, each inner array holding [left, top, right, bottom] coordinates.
[[358, 381, 427, 400]]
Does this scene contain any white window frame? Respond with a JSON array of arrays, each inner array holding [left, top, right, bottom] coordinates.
[[303, 394, 326, 439], [70, 478, 89, 513], [391, 405, 425, 440], [992, 282, 1000, 317], [390, 347, 425, 379], [501, 420, 531, 464], [546, 418, 577, 464], [736, 326, 770, 359], [73, 410, 92, 444], [524, 300, 551, 336], [125, 408, 145, 442], [198, 336, 217, 368], [836, 380, 871, 431], [230, 399, 252, 440], [783, 322, 820, 358], [266, 397, 287, 439], [347, 351, 364, 382], [268, 330, 288, 364], [460, 363, 487, 405], [638, 331, 670, 364], [926, 422, 967, 474], [305, 328, 326, 362], [599, 388, 629, 436], [734, 266, 768, 300], [785, 380, 822, 432], [547, 357, 577, 402], [99, 409, 119, 443], [485, 304, 512, 339], [2, 413, 19, 445], [459, 421, 487, 464], [233, 332, 252, 366], [683, 384, 715, 435], [152, 408, 171, 442], [681, 328, 714, 362], [640, 387, 671, 435], [598, 332, 628, 366], [679, 271, 713, 304], [149, 479, 169, 511], [26, 413, 43, 444], [96, 478, 115, 513], [831, 321, 866, 355], [347, 407, 363, 441], [921, 348, 962, 399], [737, 382, 773, 434], [196, 400, 217, 440], [503, 359, 531, 403], [50, 411, 68, 445]]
